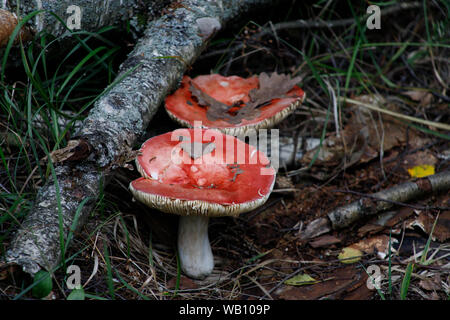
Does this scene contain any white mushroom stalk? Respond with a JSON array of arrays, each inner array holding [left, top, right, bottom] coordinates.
[[177, 215, 213, 279]]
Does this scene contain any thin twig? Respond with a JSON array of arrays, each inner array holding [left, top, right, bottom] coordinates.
[[200, 2, 423, 60], [343, 97, 450, 131], [301, 171, 450, 239], [332, 189, 450, 211]]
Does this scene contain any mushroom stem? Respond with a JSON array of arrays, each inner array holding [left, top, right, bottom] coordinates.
[[177, 215, 214, 279]]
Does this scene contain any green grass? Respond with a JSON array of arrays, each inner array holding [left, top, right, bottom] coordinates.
[[1, 1, 449, 300], [400, 262, 414, 300], [1, 8, 124, 299], [103, 241, 115, 299]]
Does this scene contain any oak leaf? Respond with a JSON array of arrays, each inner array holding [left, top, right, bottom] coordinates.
[[190, 72, 302, 125]]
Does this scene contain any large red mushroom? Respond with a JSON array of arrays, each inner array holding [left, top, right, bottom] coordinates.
[[129, 128, 275, 279], [165, 73, 305, 136]]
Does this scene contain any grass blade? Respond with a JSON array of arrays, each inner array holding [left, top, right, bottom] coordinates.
[[400, 262, 414, 300], [103, 242, 115, 300]]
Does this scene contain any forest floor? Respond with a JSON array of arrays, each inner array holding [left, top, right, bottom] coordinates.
[[0, 1, 449, 300]]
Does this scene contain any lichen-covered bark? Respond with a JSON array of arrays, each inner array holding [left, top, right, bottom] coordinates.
[[76, 0, 275, 167], [5, 164, 101, 274], [3, 0, 276, 275], [2, 0, 168, 37], [1, 0, 171, 68], [300, 171, 450, 240]]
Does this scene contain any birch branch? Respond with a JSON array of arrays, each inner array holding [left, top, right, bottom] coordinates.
[[3, 0, 276, 276], [300, 171, 450, 240]]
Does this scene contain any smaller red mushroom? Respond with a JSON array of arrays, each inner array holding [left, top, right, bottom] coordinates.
[[129, 128, 276, 279], [165, 73, 305, 136]]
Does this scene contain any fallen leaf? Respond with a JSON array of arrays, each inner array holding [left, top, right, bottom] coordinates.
[[349, 235, 395, 259], [409, 211, 450, 242], [407, 164, 435, 178], [190, 72, 302, 124], [245, 72, 303, 110], [167, 275, 199, 290], [402, 90, 433, 105], [189, 83, 235, 121], [46, 139, 92, 164], [309, 235, 342, 248], [338, 247, 363, 264], [357, 207, 414, 237], [0, 9, 17, 46], [284, 273, 319, 286], [419, 279, 440, 291], [300, 217, 331, 240], [301, 97, 430, 178]]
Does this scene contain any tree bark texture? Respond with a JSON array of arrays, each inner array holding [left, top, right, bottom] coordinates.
[[3, 0, 277, 276], [1, 0, 169, 40]]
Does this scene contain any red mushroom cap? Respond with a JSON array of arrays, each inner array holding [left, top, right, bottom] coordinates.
[[165, 74, 305, 136], [130, 128, 276, 217]]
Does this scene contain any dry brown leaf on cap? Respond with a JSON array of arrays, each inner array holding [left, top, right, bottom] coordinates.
[[245, 72, 303, 109], [346, 95, 431, 151], [190, 72, 303, 124], [0, 9, 17, 46], [189, 83, 234, 121], [419, 278, 441, 292]]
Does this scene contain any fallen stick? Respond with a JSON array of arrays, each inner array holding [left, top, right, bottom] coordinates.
[[3, 0, 275, 276], [300, 170, 450, 240], [343, 97, 450, 131]]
